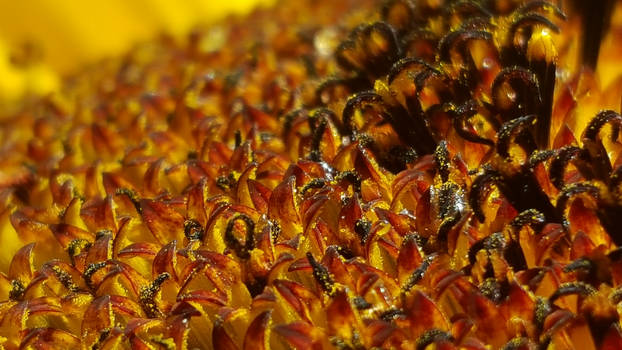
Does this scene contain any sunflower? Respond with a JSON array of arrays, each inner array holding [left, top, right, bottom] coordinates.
[[1, 0, 622, 349]]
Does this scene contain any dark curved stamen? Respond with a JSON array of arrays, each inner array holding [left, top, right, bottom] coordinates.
[[334, 170, 362, 196], [610, 287, 622, 305], [563, 258, 593, 273], [549, 282, 596, 302], [379, 308, 405, 322], [268, 220, 281, 244], [516, 1, 566, 20], [435, 212, 461, 251], [342, 91, 386, 136], [468, 231, 506, 265], [50, 265, 80, 292], [580, 111, 622, 182], [336, 22, 401, 78], [83, 261, 108, 290], [582, 110, 622, 141], [556, 182, 600, 230], [501, 337, 535, 350], [385, 69, 442, 154], [9, 279, 25, 301], [387, 57, 434, 84], [216, 175, 233, 191], [557, 181, 622, 245], [413, 66, 448, 95], [526, 149, 555, 169], [416, 329, 453, 350], [549, 146, 586, 190], [91, 329, 111, 350], [311, 108, 341, 134], [184, 219, 205, 241], [472, 168, 556, 223], [351, 296, 371, 311], [335, 28, 363, 73], [509, 209, 546, 235], [139, 272, 170, 318], [361, 22, 402, 75], [480, 277, 507, 304], [115, 188, 142, 214], [496, 115, 537, 158], [448, 101, 495, 146], [510, 13, 561, 38], [438, 29, 493, 64], [225, 214, 256, 259], [306, 252, 335, 296], [469, 170, 504, 222], [381, 145, 419, 172], [534, 296, 552, 331], [402, 255, 433, 293], [328, 245, 355, 260], [67, 238, 92, 266], [300, 178, 326, 196], [502, 209, 542, 271], [459, 16, 496, 31]]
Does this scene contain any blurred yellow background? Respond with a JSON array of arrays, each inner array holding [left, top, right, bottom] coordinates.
[[0, 0, 275, 107]]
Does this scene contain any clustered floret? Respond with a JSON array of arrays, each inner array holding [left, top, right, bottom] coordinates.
[[0, 0, 621, 349]]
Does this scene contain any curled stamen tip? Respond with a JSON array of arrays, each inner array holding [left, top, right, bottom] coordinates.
[[582, 110, 622, 141], [563, 258, 593, 273], [510, 209, 545, 230], [549, 282, 597, 302], [139, 272, 171, 318], [416, 329, 453, 350], [497, 114, 537, 158]]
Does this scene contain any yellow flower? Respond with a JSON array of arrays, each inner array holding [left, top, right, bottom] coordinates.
[[3, 0, 622, 349]]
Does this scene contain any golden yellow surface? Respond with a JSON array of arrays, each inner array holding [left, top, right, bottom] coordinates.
[[3, 0, 622, 348], [0, 0, 275, 106]]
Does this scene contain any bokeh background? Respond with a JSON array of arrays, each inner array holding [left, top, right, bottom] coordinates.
[[0, 0, 274, 109], [2, 0, 622, 113]]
